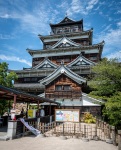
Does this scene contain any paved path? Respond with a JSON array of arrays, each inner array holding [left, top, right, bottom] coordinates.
[[0, 136, 117, 150]]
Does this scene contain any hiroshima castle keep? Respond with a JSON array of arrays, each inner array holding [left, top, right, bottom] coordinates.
[[13, 16, 104, 116]]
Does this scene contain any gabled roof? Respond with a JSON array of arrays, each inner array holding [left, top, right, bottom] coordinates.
[[82, 93, 105, 106], [39, 64, 86, 85], [50, 16, 83, 27], [67, 53, 96, 67], [60, 98, 101, 106], [82, 99, 100, 106], [51, 37, 81, 49], [56, 16, 75, 24], [33, 57, 58, 69]]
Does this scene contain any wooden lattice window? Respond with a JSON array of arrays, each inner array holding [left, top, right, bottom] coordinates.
[[63, 27, 70, 33], [55, 85, 71, 91]]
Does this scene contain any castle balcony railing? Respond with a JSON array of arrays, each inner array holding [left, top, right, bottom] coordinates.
[[70, 69, 91, 74], [55, 28, 81, 35], [14, 83, 44, 90], [17, 71, 52, 77]]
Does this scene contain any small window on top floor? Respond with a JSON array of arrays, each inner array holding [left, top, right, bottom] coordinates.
[[72, 26, 78, 32], [45, 45, 51, 49], [63, 27, 70, 33], [83, 41, 87, 45], [56, 28, 62, 34]]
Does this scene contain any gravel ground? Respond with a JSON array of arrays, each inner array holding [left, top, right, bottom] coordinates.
[[0, 136, 117, 150]]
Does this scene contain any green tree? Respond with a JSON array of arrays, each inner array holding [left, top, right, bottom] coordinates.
[[89, 58, 121, 128], [89, 58, 121, 97], [103, 92, 121, 128], [0, 62, 18, 115], [0, 62, 18, 87]]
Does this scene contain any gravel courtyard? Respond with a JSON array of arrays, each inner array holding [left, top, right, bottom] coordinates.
[[0, 136, 117, 150]]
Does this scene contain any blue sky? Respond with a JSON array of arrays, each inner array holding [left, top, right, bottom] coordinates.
[[0, 0, 121, 70]]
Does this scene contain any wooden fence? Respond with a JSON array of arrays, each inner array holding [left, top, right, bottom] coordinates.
[[16, 118, 37, 136], [38, 120, 120, 146], [16, 115, 53, 136]]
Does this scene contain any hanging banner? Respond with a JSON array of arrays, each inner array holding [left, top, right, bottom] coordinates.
[[55, 109, 80, 122], [28, 109, 37, 118], [20, 118, 40, 136]]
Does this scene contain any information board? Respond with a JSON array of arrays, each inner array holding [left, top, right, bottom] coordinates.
[[55, 109, 80, 122]]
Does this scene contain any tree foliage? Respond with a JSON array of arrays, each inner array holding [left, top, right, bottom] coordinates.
[[0, 62, 18, 87], [89, 58, 121, 128], [89, 58, 121, 97], [0, 62, 18, 115], [103, 92, 121, 128]]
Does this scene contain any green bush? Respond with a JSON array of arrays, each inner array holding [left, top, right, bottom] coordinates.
[[82, 112, 96, 124]]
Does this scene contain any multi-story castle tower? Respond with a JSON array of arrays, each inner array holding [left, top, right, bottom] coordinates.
[[13, 16, 104, 116]]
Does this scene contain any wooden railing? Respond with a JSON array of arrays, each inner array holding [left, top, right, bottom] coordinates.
[[16, 118, 37, 136], [16, 116, 54, 136], [45, 90, 81, 99]]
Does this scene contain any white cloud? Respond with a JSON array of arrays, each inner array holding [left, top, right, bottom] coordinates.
[[117, 21, 121, 27], [0, 1, 59, 35], [17, 11, 50, 35], [103, 29, 121, 47], [106, 51, 121, 61], [2, 45, 21, 55], [0, 0, 104, 36], [66, 0, 86, 16], [0, 0, 120, 61], [99, 11, 103, 15], [108, 17, 112, 21], [116, 10, 121, 14], [94, 21, 121, 55], [58, 0, 100, 17], [0, 34, 15, 39], [100, 24, 112, 33], [0, 14, 11, 18], [86, 0, 99, 11], [0, 55, 31, 66], [57, 1, 69, 11]]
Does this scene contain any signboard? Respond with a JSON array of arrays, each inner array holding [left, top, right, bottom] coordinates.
[[28, 109, 37, 118], [55, 109, 80, 122]]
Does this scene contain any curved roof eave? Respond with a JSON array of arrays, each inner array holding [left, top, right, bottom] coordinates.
[[39, 64, 86, 85], [50, 17, 83, 26], [51, 37, 81, 49], [67, 53, 96, 67], [33, 57, 58, 69]]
